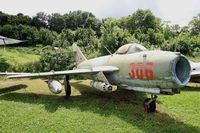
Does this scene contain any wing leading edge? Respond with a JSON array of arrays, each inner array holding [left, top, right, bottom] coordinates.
[[0, 72, 30, 76], [7, 66, 119, 79]]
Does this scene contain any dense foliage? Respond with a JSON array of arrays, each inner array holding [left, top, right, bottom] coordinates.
[[0, 9, 200, 72], [39, 47, 74, 72], [1, 10, 200, 55], [100, 18, 133, 54]]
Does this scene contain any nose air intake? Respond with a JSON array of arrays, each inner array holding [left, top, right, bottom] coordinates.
[[173, 56, 191, 86]]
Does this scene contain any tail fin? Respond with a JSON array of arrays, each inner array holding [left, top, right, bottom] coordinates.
[[72, 43, 87, 65]]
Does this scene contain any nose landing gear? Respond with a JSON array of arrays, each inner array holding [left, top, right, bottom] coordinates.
[[144, 95, 157, 113]]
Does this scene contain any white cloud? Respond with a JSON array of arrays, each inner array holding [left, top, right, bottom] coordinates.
[[0, 0, 123, 16], [0, 0, 136, 17], [154, 0, 200, 26], [1, 0, 156, 19], [0, 0, 199, 26]]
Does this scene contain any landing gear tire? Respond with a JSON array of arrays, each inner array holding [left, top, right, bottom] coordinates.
[[143, 95, 157, 113], [64, 75, 71, 98]]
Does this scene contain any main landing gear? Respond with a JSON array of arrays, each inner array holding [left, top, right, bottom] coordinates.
[[64, 75, 71, 98], [143, 95, 157, 113]]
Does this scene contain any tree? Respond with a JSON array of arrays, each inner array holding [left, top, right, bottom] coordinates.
[[15, 13, 31, 25], [39, 48, 74, 72], [121, 9, 163, 47], [163, 25, 176, 40], [190, 35, 200, 56], [189, 13, 200, 35], [74, 28, 99, 51], [7, 13, 31, 25], [125, 9, 161, 34], [162, 32, 193, 55], [37, 28, 57, 45], [31, 12, 48, 28], [16, 25, 39, 45], [0, 24, 16, 38], [64, 10, 101, 35], [48, 13, 65, 33], [100, 18, 133, 55], [0, 11, 9, 26], [53, 29, 75, 47], [53, 28, 99, 54], [138, 28, 164, 47]]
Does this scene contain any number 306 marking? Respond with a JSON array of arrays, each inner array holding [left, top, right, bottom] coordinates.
[[128, 62, 154, 80]]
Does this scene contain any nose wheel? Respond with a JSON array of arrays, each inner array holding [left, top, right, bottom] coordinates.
[[64, 75, 71, 98], [143, 95, 157, 113]]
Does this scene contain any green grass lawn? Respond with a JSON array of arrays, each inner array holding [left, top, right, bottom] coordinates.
[[187, 56, 200, 62], [0, 48, 39, 64], [0, 48, 40, 72], [0, 79, 200, 133]]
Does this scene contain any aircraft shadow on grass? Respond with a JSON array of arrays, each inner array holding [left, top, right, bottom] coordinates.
[[182, 85, 200, 92], [0, 84, 27, 94], [0, 81, 200, 132]]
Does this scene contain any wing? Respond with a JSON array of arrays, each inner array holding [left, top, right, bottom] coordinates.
[[0, 72, 30, 76], [190, 62, 200, 83], [7, 66, 119, 79], [0, 35, 24, 45]]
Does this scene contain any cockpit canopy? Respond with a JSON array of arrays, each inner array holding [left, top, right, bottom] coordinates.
[[115, 43, 147, 55]]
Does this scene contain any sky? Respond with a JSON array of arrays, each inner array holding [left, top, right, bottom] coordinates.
[[0, 0, 200, 26]]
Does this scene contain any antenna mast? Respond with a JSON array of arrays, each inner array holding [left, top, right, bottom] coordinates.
[[103, 46, 113, 56]]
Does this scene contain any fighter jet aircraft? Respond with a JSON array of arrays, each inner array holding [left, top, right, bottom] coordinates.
[[1, 43, 200, 112]]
